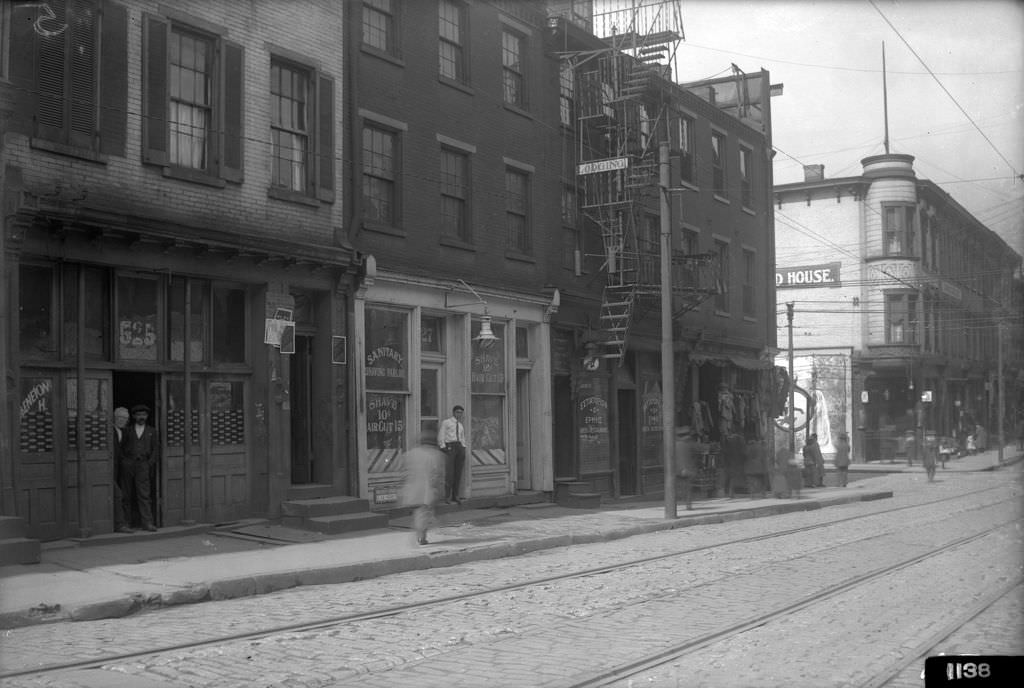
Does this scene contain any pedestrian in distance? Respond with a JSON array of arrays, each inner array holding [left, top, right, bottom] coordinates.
[[922, 436, 937, 482], [437, 405, 467, 504], [111, 406, 133, 533], [121, 404, 159, 532], [802, 434, 825, 488], [401, 431, 445, 545], [674, 426, 698, 510], [722, 433, 746, 499], [833, 432, 851, 487]]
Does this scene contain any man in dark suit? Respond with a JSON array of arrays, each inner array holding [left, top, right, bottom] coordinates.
[[111, 406, 133, 533], [122, 404, 158, 531]]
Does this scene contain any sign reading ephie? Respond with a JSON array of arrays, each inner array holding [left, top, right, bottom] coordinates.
[[775, 262, 841, 288]]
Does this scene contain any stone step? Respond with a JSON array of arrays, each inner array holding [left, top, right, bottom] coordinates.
[[0, 537, 41, 566], [0, 516, 27, 540], [281, 496, 373, 519], [302, 512, 390, 535]]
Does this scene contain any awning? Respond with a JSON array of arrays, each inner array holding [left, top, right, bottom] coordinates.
[[689, 353, 770, 370]]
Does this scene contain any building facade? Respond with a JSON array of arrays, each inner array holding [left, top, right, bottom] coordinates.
[[774, 155, 1022, 463], [1, 0, 358, 539]]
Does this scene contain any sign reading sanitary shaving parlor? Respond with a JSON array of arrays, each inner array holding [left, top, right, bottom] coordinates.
[[775, 262, 841, 288]]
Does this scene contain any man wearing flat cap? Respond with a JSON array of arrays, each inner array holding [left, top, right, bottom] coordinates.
[[122, 404, 158, 531]]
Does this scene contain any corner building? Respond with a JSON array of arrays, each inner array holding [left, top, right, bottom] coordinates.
[[1, 1, 357, 539]]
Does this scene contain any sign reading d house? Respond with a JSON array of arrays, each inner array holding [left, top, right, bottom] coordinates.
[[775, 262, 841, 288]]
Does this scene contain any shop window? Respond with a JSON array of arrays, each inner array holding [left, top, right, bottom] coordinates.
[[471, 319, 506, 465], [166, 379, 200, 447], [62, 265, 110, 360], [366, 308, 410, 473], [66, 377, 109, 450], [209, 380, 245, 446], [117, 275, 159, 361], [19, 264, 57, 357], [19, 376, 55, 454], [212, 286, 246, 363], [169, 279, 208, 362]]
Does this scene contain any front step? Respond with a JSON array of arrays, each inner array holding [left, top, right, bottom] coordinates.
[[303, 512, 389, 535], [0, 517, 40, 565], [558, 492, 603, 509], [281, 496, 373, 519], [280, 496, 385, 535]]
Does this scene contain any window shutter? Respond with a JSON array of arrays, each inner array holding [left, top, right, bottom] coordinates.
[[99, 0, 128, 156], [7, 3, 40, 135], [68, 0, 99, 149], [220, 40, 244, 182], [36, 0, 68, 142], [315, 73, 336, 203], [142, 14, 168, 165]]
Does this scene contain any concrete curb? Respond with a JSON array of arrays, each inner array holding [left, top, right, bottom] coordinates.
[[0, 489, 897, 630]]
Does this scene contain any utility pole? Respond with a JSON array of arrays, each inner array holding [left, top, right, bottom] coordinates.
[[660, 141, 676, 519], [997, 321, 1005, 466], [787, 303, 795, 462]]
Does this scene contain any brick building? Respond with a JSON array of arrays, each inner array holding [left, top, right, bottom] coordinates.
[[774, 155, 1022, 463], [1, 1, 358, 539]]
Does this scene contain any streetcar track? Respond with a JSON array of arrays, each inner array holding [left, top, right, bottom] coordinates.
[[566, 520, 1021, 688], [2, 482, 1017, 681]]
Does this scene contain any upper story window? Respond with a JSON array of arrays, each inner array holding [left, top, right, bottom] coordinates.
[[502, 29, 526, 108], [440, 147, 470, 241], [506, 167, 531, 253], [362, 123, 400, 227], [739, 146, 753, 208], [269, 56, 336, 203], [885, 292, 918, 345], [143, 15, 243, 183], [711, 131, 727, 198], [714, 239, 730, 313], [882, 203, 915, 257], [439, 0, 467, 83], [559, 63, 574, 126], [363, 0, 398, 56], [8, 0, 128, 156], [742, 248, 756, 316], [674, 114, 695, 185]]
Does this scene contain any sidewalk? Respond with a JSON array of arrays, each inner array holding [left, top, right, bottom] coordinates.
[[0, 445, 1018, 631]]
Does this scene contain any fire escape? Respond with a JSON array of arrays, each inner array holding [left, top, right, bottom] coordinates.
[[571, 1, 716, 364]]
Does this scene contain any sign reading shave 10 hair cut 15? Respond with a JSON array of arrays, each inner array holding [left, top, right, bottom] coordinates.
[[775, 262, 841, 288]]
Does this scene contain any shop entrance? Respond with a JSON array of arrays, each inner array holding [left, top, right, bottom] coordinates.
[[617, 389, 637, 495], [553, 376, 575, 478], [112, 372, 160, 527], [516, 370, 532, 490], [290, 335, 315, 484]]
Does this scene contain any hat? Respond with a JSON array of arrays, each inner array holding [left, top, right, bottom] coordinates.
[[131, 404, 150, 415]]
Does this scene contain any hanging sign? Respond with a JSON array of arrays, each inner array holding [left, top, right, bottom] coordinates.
[[775, 262, 841, 288]]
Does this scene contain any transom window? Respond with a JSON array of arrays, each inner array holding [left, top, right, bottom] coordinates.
[[270, 61, 309, 192]]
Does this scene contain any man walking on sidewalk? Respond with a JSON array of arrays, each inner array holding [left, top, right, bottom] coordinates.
[[438, 405, 467, 504]]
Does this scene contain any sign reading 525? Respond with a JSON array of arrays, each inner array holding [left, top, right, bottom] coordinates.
[[119, 319, 157, 347]]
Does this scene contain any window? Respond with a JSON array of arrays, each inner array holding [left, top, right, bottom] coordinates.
[[212, 286, 246, 363], [143, 16, 243, 182], [471, 319, 507, 466], [714, 240, 730, 312], [502, 29, 525, 108], [440, 148, 470, 241], [640, 214, 659, 284], [117, 275, 160, 361], [62, 264, 110, 360], [439, 0, 466, 83], [363, 124, 399, 226], [8, 0, 127, 155], [885, 293, 918, 344], [883, 204, 916, 257], [365, 308, 410, 472], [363, 0, 397, 55], [169, 279, 207, 362], [739, 146, 753, 208], [677, 228, 700, 288], [506, 168, 531, 253], [711, 132, 727, 197], [269, 57, 336, 201], [19, 264, 56, 356], [561, 183, 579, 271], [674, 114, 695, 184], [742, 249, 756, 316], [559, 63, 574, 126]]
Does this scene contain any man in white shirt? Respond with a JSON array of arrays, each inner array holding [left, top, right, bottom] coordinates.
[[437, 405, 466, 503]]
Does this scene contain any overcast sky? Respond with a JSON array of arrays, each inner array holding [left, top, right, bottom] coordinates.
[[669, 0, 1024, 260]]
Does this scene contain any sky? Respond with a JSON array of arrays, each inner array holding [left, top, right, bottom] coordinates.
[[666, 0, 1024, 260]]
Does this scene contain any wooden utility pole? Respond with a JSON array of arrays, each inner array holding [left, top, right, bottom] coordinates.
[[787, 303, 795, 461], [997, 321, 1005, 466], [660, 142, 677, 519]]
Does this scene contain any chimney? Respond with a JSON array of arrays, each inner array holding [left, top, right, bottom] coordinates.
[[803, 164, 824, 182]]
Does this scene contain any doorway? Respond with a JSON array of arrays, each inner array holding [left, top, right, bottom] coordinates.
[[516, 370, 532, 490], [617, 389, 637, 495], [553, 375, 574, 478], [113, 372, 160, 526], [290, 335, 315, 484]]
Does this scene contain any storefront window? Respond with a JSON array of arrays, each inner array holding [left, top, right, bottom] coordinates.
[[209, 380, 245, 446], [117, 275, 159, 361], [166, 379, 200, 447], [169, 280, 208, 362], [19, 265, 56, 356], [63, 265, 110, 360], [471, 319, 506, 464], [366, 308, 409, 473], [19, 376, 55, 454], [66, 378, 110, 450], [212, 287, 246, 363]]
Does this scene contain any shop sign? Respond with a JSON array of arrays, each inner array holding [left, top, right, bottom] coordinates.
[[577, 157, 628, 175], [775, 262, 841, 288]]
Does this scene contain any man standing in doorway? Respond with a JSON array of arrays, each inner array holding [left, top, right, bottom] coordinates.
[[438, 405, 467, 504], [111, 406, 132, 533], [122, 404, 159, 531]]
